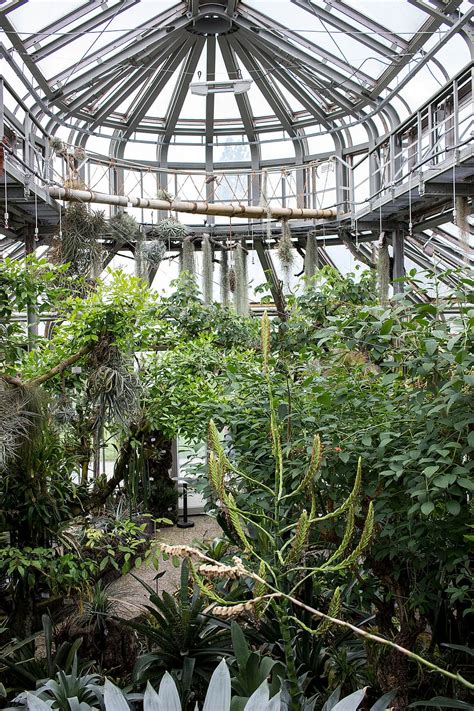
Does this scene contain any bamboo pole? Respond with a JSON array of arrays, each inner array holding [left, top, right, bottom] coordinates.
[[48, 186, 336, 220]]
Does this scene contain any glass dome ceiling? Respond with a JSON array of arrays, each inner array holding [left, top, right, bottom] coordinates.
[[1, 0, 471, 158]]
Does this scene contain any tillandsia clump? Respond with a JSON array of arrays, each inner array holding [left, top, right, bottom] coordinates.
[[51, 203, 105, 280], [49, 136, 65, 155], [278, 219, 294, 290], [141, 239, 166, 268], [154, 217, 189, 242], [0, 381, 43, 472], [157, 186, 174, 202], [109, 212, 140, 245]]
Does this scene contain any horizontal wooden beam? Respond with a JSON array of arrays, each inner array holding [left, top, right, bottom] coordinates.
[[48, 186, 336, 220]]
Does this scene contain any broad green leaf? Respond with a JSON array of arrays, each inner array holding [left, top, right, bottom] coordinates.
[[446, 500, 461, 516], [421, 501, 435, 516]]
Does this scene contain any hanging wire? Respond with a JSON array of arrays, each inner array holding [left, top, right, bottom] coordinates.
[[34, 188, 39, 242], [58, 198, 63, 239], [408, 171, 413, 236], [452, 162, 457, 225], [3, 151, 9, 230], [250, 218, 255, 265]]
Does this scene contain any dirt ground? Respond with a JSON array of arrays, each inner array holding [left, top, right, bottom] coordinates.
[[107, 515, 222, 618]]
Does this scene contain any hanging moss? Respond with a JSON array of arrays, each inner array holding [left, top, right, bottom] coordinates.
[[234, 244, 249, 316], [305, 230, 319, 282], [134, 228, 147, 282], [455, 196, 470, 260], [278, 219, 294, 290], [259, 169, 268, 208], [228, 265, 236, 293], [377, 233, 390, 305], [181, 236, 196, 280], [220, 249, 230, 306], [202, 234, 213, 304]]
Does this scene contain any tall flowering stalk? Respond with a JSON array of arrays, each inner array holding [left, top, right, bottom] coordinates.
[[195, 312, 374, 709]]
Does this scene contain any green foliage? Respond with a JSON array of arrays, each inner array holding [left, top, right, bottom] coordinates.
[[0, 257, 69, 369], [131, 560, 232, 688], [79, 515, 156, 575]]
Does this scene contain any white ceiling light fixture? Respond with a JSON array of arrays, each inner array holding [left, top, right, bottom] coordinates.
[[190, 79, 252, 95]]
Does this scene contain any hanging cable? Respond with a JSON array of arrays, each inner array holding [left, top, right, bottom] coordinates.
[[3, 152, 9, 230], [34, 188, 39, 242], [408, 172, 413, 236], [452, 162, 457, 225]]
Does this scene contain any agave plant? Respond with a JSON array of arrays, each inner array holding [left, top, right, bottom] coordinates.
[[11, 660, 281, 710]]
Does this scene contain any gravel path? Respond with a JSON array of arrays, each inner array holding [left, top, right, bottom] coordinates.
[[107, 515, 222, 618]]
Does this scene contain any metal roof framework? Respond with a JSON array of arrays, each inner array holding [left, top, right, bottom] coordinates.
[[0, 0, 472, 288]]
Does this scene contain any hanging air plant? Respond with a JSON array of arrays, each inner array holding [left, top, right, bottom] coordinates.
[[181, 236, 196, 278], [109, 212, 140, 245], [52, 394, 77, 425], [141, 239, 166, 267], [73, 146, 86, 161], [376, 233, 390, 305], [259, 169, 268, 209], [154, 217, 189, 242], [0, 382, 43, 472], [202, 234, 213, 304], [51, 202, 105, 279], [87, 338, 141, 429], [49, 137, 65, 155], [157, 186, 174, 202], [304, 230, 319, 282], [220, 249, 230, 306], [234, 244, 249, 315]]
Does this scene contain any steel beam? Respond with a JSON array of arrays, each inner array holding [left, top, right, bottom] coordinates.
[[29, 0, 140, 62], [51, 7, 191, 99], [290, 0, 398, 59], [124, 35, 194, 138], [162, 38, 205, 145], [234, 10, 369, 99], [238, 2, 375, 87]]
